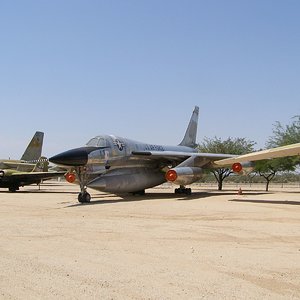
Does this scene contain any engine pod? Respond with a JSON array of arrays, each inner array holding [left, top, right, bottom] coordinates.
[[165, 167, 203, 185]]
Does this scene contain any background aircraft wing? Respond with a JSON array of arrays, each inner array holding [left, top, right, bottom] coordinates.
[[0, 161, 36, 169], [215, 143, 300, 166], [4, 171, 65, 182]]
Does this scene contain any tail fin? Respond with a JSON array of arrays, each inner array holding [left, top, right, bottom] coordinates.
[[32, 156, 49, 172], [179, 106, 199, 148], [21, 131, 44, 162]]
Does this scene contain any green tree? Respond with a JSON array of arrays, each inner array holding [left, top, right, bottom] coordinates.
[[197, 137, 256, 190], [267, 115, 300, 146], [255, 116, 300, 191], [255, 158, 295, 191]]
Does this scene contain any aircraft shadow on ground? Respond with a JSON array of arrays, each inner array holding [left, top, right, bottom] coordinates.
[[65, 191, 269, 208], [66, 193, 181, 207], [229, 199, 300, 206], [0, 190, 79, 195]]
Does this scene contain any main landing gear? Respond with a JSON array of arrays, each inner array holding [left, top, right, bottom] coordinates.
[[131, 190, 145, 196], [174, 185, 192, 195], [8, 186, 19, 192], [78, 191, 91, 203]]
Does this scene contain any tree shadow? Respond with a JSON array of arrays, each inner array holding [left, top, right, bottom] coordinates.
[[229, 199, 300, 205], [273, 190, 300, 194], [176, 190, 268, 200]]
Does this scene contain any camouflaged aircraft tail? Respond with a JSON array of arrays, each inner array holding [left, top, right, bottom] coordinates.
[[32, 156, 49, 172], [179, 106, 199, 148], [21, 131, 44, 162]]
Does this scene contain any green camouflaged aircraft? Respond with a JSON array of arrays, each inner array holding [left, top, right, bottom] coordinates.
[[0, 131, 44, 172], [0, 132, 64, 192]]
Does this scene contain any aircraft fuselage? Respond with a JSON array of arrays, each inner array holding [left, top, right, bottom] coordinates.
[[51, 134, 197, 194]]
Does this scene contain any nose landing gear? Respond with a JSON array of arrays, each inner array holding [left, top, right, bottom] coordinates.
[[76, 167, 91, 203]]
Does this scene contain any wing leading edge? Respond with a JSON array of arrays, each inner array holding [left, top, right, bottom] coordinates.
[[132, 142, 300, 168], [215, 143, 300, 166], [132, 150, 237, 167]]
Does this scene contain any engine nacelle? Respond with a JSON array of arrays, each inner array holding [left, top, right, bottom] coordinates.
[[165, 167, 203, 185], [0, 169, 14, 178], [231, 162, 255, 174], [232, 163, 243, 173]]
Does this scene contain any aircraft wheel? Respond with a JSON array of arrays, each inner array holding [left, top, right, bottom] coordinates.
[[9, 186, 18, 192], [175, 188, 181, 194], [175, 188, 191, 195], [132, 190, 145, 196], [78, 192, 91, 203], [186, 188, 192, 195]]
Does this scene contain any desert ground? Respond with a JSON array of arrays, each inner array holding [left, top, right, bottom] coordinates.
[[0, 182, 299, 299]]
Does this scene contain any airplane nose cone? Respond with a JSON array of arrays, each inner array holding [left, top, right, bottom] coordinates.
[[49, 147, 89, 166]]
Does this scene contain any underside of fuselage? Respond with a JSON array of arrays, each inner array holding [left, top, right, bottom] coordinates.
[[87, 167, 166, 194]]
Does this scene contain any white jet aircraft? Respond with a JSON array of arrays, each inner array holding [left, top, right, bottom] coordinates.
[[50, 107, 300, 203]]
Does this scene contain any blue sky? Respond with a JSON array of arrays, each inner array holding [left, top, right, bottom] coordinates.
[[1, 0, 299, 158]]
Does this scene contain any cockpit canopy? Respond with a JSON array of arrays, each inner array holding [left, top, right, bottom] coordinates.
[[86, 136, 107, 147]]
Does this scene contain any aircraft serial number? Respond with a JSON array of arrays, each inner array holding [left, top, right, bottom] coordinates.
[[145, 144, 165, 151]]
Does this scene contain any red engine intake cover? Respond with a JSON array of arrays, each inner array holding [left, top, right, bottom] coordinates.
[[165, 169, 178, 182], [232, 162, 243, 173], [65, 172, 76, 183]]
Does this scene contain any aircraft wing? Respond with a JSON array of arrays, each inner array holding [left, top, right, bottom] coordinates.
[[0, 160, 36, 169], [133, 142, 300, 168], [215, 142, 300, 166], [3, 171, 65, 182], [132, 151, 236, 164]]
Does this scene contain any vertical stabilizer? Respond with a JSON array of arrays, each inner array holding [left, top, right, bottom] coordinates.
[[179, 106, 199, 148], [21, 131, 44, 161]]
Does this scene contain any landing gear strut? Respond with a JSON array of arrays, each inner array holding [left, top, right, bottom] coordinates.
[[76, 167, 91, 203], [175, 185, 192, 195]]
